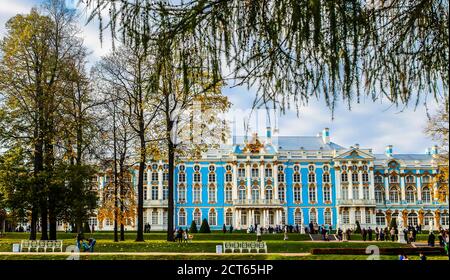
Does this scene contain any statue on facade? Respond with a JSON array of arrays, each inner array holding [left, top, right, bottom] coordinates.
[[397, 216, 407, 243]]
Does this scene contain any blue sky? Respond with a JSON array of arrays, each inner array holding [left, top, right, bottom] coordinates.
[[0, 0, 441, 154]]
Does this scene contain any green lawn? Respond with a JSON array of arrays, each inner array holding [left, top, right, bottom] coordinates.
[[0, 231, 442, 260]]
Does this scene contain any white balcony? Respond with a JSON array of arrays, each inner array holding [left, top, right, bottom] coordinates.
[[337, 199, 376, 207], [232, 199, 283, 207], [144, 199, 168, 207]]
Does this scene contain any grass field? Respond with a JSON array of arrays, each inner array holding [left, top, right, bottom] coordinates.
[[0, 231, 443, 260]]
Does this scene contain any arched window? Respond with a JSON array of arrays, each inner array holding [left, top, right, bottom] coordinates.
[[424, 213, 434, 228], [406, 186, 416, 204], [251, 185, 260, 201], [251, 165, 259, 178], [293, 184, 301, 203], [375, 186, 384, 204], [323, 165, 329, 172], [389, 187, 400, 203], [225, 185, 233, 202], [193, 209, 201, 225], [352, 186, 359, 200], [178, 209, 186, 226], [355, 209, 361, 223], [238, 164, 246, 177], [322, 173, 330, 183], [341, 172, 348, 182], [278, 171, 285, 182], [422, 187, 431, 204], [178, 185, 186, 203], [308, 185, 316, 203], [238, 186, 246, 200], [265, 186, 273, 200], [405, 175, 415, 184], [278, 165, 284, 172], [308, 172, 316, 183], [178, 172, 186, 183], [422, 175, 430, 183], [278, 185, 286, 202], [265, 165, 273, 177], [208, 165, 215, 172], [407, 213, 418, 227], [208, 185, 216, 203], [308, 165, 315, 172], [309, 208, 317, 224], [376, 213, 386, 226], [208, 209, 217, 226], [323, 184, 331, 202], [441, 213, 449, 226], [193, 164, 200, 172], [178, 164, 185, 172], [294, 209, 302, 225], [324, 208, 332, 225], [208, 172, 216, 183], [193, 185, 201, 203], [225, 209, 233, 226], [293, 165, 300, 172]]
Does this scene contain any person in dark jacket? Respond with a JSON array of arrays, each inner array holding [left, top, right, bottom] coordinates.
[[428, 231, 436, 247], [368, 227, 373, 241]]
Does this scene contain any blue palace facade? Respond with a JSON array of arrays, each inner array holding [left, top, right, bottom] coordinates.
[[94, 128, 449, 232]]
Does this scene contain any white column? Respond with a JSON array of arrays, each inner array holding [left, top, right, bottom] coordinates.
[[358, 170, 364, 200], [416, 170, 422, 202], [232, 163, 238, 200], [384, 170, 389, 201], [361, 207, 366, 226], [260, 163, 265, 200], [336, 166, 341, 200], [349, 171, 354, 200], [246, 163, 251, 200], [274, 163, 279, 199], [369, 168, 375, 200], [400, 170, 406, 202], [158, 167, 163, 200]]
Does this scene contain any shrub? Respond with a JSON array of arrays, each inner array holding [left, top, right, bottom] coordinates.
[[189, 221, 198, 233], [199, 219, 211, 233]]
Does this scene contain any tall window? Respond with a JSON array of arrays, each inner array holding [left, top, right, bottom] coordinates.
[[352, 172, 359, 183], [341, 172, 348, 182], [407, 213, 418, 227], [225, 173, 233, 182], [178, 209, 186, 226], [406, 187, 416, 204], [225, 209, 233, 226], [225, 185, 233, 202], [144, 186, 148, 200], [241, 211, 247, 225], [251, 165, 259, 178], [308, 172, 316, 183], [422, 187, 431, 203], [375, 175, 383, 184], [251, 186, 260, 201], [424, 213, 434, 227], [151, 186, 158, 200], [238, 165, 246, 177], [208, 172, 216, 183], [422, 175, 430, 183], [342, 210, 350, 224], [178, 172, 186, 183], [293, 172, 301, 183], [265, 186, 273, 200], [406, 175, 415, 184], [365, 209, 371, 224], [278, 185, 286, 202], [363, 186, 369, 200], [152, 210, 159, 225], [294, 209, 302, 225], [323, 173, 330, 183], [151, 172, 158, 182], [178, 186, 186, 203], [238, 186, 246, 200], [375, 186, 384, 204], [193, 209, 201, 225], [163, 172, 169, 182], [355, 209, 361, 223], [208, 209, 217, 226], [294, 185, 301, 203], [193, 173, 201, 183], [144, 172, 148, 182], [362, 172, 369, 183], [389, 187, 400, 203], [308, 185, 316, 203], [323, 185, 331, 202], [324, 209, 332, 225], [441, 213, 449, 226], [278, 172, 285, 182], [193, 186, 201, 203], [376, 213, 386, 226], [309, 208, 317, 224], [265, 165, 273, 177], [341, 186, 349, 200], [208, 185, 216, 203], [352, 186, 359, 200]]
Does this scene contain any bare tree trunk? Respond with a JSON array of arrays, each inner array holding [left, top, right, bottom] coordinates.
[[135, 130, 146, 242], [113, 106, 119, 242]]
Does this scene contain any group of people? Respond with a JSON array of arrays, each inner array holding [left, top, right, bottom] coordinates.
[[144, 223, 152, 233], [174, 227, 190, 243], [76, 233, 96, 252]]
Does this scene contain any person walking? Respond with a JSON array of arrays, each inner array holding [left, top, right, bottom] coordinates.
[[368, 227, 373, 241], [283, 225, 288, 241], [257, 226, 262, 242]]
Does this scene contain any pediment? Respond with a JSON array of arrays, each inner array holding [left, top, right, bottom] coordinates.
[[334, 148, 374, 160]]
